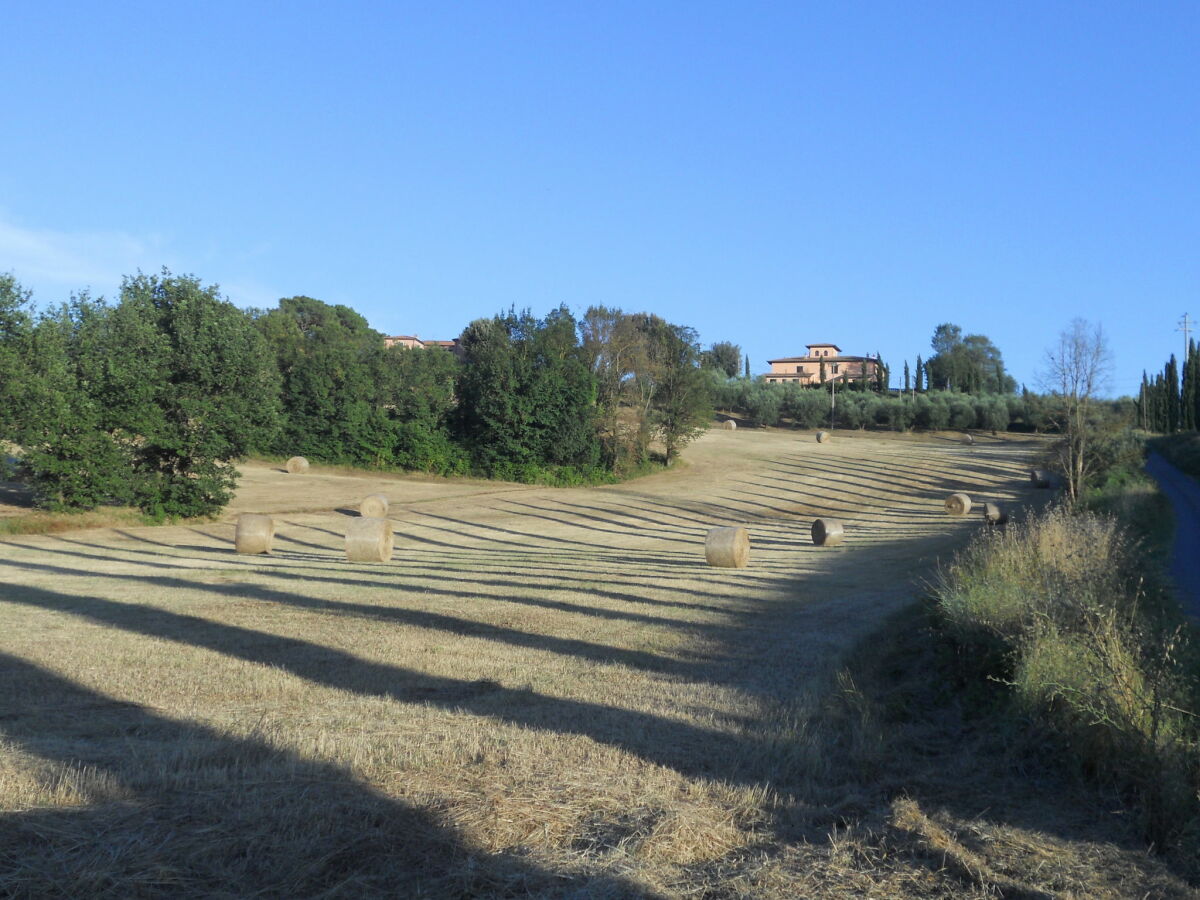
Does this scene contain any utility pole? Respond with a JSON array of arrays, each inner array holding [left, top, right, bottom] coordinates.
[[1179, 313, 1193, 359]]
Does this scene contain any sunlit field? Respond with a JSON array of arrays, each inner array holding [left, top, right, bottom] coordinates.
[[2, 428, 1186, 897]]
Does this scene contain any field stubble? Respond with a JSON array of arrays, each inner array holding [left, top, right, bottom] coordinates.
[[0, 429, 1190, 896]]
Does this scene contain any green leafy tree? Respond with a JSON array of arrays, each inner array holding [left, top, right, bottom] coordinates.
[[927, 324, 1015, 394], [635, 316, 712, 462], [16, 294, 140, 509], [701, 341, 742, 378], [0, 273, 35, 440], [456, 306, 599, 478], [581, 305, 650, 468], [115, 271, 281, 516], [257, 296, 389, 464], [16, 272, 278, 516], [381, 342, 463, 473]]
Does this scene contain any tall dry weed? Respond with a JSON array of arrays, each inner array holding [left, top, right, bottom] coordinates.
[[933, 504, 1200, 868]]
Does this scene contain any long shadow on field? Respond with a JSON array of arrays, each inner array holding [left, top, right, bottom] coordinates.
[[0, 582, 759, 784], [774, 451, 1026, 497], [54, 533, 744, 614], [498, 498, 812, 552], [0, 551, 718, 638], [0, 651, 661, 898]]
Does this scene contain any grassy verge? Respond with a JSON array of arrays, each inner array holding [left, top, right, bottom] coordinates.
[[1149, 432, 1200, 482], [816, 600, 1197, 895], [929, 490, 1200, 874], [0, 507, 165, 537]]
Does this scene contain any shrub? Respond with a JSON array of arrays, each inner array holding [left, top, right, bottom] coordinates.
[[934, 506, 1200, 862], [744, 382, 783, 426], [781, 386, 827, 429], [948, 398, 976, 430]]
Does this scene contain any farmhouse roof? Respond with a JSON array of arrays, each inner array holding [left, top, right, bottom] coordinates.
[[767, 353, 874, 363]]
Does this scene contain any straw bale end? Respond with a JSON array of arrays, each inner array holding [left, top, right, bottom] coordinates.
[[359, 493, 389, 518], [811, 518, 845, 547], [945, 492, 972, 516]]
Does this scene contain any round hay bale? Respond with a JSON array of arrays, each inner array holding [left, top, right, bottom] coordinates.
[[346, 517, 394, 563], [963, 433, 975, 445], [235, 514, 274, 555], [945, 492, 972, 516], [1030, 469, 1051, 488], [704, 525, 749, 568], [286, 456, 309, 475], [982, 502, 1008, 525], [359, 493, 389, 518], [722, 419, 737, 431], [816, 431, 830, 443], [811, 518, 845, 547]]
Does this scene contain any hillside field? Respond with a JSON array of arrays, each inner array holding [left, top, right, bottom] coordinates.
[[0, 428, 1190, 897]]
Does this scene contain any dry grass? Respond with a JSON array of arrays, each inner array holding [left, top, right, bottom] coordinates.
[[934, 502, 1200, 872], [0, 429, 1191, 896], [0, 506, 152, 535]]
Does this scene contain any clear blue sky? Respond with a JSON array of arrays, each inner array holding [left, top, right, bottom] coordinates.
[[2, 1, 1196, 396]]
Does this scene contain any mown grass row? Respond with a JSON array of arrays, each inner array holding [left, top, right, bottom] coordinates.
[[931, 477, 1200, 873]]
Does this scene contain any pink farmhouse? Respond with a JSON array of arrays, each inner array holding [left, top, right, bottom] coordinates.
[[765, 343, 881, 386]]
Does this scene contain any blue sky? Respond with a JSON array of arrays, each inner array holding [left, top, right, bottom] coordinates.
[[2, 1, 1196, 396]]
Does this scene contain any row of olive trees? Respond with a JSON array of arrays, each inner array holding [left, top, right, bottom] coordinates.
[[708, 376, 1062, 432]]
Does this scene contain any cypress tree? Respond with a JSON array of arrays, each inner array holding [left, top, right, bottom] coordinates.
[[1188, 340, 1200, 431], [903, 360, 911, 393], [1153, 373, 1166, 432], [915, 355, 924, 393], [1138, 371, 1149, 431], [1193, 342, 1200, 430], [1167, 355, 1180, 433]]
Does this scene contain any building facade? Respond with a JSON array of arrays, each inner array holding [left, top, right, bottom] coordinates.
[[765, 343, 880, 385], [384, 335, 460, 354]]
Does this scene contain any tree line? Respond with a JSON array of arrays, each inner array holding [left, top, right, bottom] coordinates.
[[1138, 340, 1200, 434], [0, 267, 1055, 519], [0, 271, 712, 517]]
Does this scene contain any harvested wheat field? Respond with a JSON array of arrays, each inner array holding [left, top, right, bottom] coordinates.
[[0, 430, 1191, 897]]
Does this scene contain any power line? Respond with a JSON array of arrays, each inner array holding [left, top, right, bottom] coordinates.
[[1179, 312, 1193, 358]]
